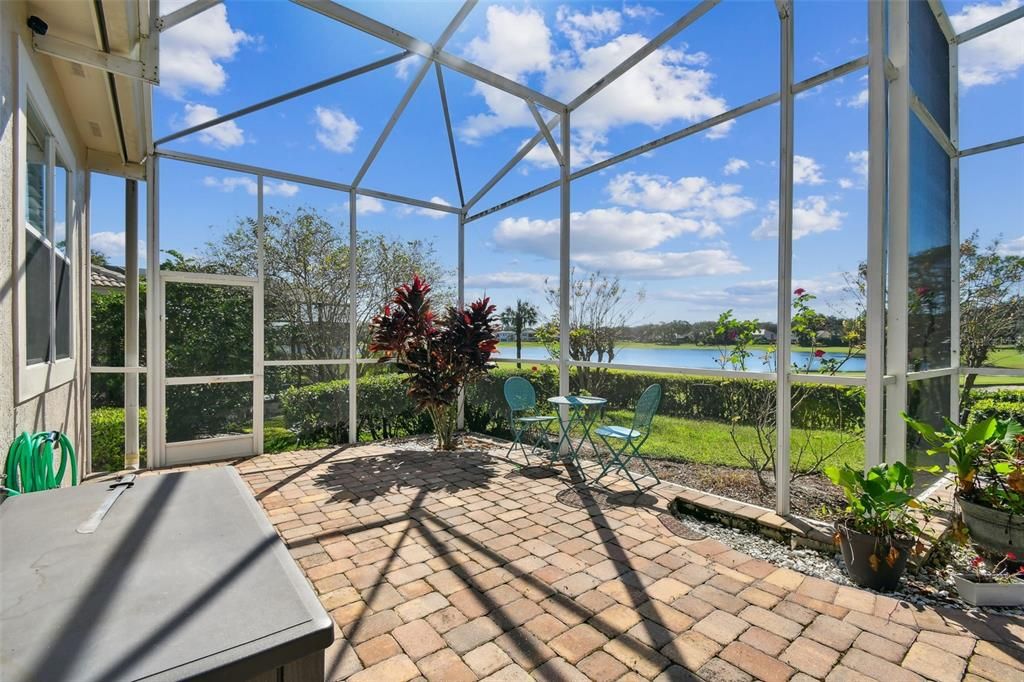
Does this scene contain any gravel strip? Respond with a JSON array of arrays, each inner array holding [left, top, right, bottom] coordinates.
[[672, 510, 1024, 617]]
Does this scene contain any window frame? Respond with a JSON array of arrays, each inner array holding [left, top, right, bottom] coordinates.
[[15, 38, 77, 402]]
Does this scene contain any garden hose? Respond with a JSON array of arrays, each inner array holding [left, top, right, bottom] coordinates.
[[3, 431, 77, 495]]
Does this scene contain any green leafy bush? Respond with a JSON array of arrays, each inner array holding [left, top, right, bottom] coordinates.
[[278, 371, 430, 444], [90, 407, 147, 472], [964, 389, 1024, 424], [464, 366, 863, 435]]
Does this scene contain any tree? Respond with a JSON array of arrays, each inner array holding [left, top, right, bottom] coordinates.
[[370, 275, 498, 450], [91, 249, 110, 266], [959, 235, 1024, 417], [538, 269, 644, 393], [201, 207, 451, 382], [500, 299, 539, 368]]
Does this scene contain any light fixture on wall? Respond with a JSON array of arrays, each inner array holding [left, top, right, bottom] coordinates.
[[27, 15, 48, 36]]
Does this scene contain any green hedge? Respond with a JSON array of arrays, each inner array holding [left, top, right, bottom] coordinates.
[[91, 407, 147, 472], [279, 371, 430, 443], [463, 366, 865, 437], [964, 388, 1024, 424]]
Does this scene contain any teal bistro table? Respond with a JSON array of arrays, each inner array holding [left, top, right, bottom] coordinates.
[[547, 394, 607, 476]]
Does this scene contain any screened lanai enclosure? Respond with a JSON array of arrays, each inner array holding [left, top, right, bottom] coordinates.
[[86, 0, 1024, 515]]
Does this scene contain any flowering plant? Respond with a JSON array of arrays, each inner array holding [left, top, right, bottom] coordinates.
[[964, 552, 1024, 584]]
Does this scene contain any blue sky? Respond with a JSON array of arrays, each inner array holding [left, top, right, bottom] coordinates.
[[89, 0, 1023, 326]]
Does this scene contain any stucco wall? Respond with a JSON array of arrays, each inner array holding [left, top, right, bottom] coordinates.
[[2, 4, 91, 484]]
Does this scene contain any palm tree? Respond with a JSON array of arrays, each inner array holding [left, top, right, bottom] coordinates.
[[501, 299, 539, 368]]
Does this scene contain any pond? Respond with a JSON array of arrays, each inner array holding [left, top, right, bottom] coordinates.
[[495, 343, 866, 373]]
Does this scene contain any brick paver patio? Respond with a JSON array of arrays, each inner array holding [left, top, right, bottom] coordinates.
[[228, 440, 1023, 682]]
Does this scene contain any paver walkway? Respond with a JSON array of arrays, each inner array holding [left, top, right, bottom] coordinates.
[[227, 440, 1022, 682]]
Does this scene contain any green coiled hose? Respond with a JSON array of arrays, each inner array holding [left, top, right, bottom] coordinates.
[[3, 431, 77, 495]]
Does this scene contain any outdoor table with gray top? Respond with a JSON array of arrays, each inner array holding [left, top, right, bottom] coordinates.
[[547, 394, 607, 477], [0, 467, 332, 682]]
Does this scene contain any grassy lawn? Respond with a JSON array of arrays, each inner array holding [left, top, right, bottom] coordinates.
[[586, 410, 864, 473]]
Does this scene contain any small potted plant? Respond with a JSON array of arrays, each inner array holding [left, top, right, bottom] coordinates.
[[954, 552, 1024, 607], [904, 414, 1024, 555], [825, 462, 926, 591]]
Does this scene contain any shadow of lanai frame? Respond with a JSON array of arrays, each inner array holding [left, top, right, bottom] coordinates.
[[121, 0, 1024, 516], [236, 444, 1024, 678]]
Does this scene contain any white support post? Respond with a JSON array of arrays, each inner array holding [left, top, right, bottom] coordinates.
[[457, 213, 466, 431], [864, 0, 887, 470], [886, 0, 911, 464], [124, 179, 140, 469], [145, 155, 162, 467], [253, 177, 266, 455], [949, 38, 961, 423], [558, 112, 572, 448], [348, 189, 358, 444], [775, 1, 794, 515]]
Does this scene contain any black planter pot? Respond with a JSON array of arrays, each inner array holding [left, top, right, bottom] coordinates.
[[835, 520, 912, 592]]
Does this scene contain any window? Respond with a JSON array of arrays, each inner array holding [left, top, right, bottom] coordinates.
[[17, 37, 76, 401]]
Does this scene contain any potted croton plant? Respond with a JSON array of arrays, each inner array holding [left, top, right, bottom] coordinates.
[[903, 414, 1024, 556], [370, 274, 499, 451], [825, 462, 927, 591], [953, 552, 1024, 607]]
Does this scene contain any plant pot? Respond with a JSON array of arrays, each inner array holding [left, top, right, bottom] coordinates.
[[958, 495, 1024, 556], [834, 521, 912, 592], [953, 574, 1024, 607]]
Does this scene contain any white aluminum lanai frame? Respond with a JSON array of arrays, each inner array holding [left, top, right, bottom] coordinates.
[[76, 0, 1024, 514]]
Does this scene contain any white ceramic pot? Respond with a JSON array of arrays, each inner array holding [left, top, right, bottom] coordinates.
[[953, 574, 1024, 607]]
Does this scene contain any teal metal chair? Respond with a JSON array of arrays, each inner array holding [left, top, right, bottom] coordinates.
[[593, 384, 662, 491], [503, 377, 558, 463]]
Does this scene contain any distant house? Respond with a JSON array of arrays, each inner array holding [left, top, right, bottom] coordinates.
[[91, 264, 126, 294], [755, 328, 777, 342], [497, 327, 536, 343]]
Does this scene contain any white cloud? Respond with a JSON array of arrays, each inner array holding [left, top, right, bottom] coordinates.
[[723, 158, 749, 175], [522, 129, 612, 169], [495, 207, 710, 258], [458, 10, 729, 157], [464, 271, 550, 292], [182, 103, 245, 148], [355, 196, 385, 215], [661, 273, 855, 318], [623, 4, 660, 20], [491, 207, 747, 278], [753, 196, 846, 240], [91, 231, 146, 264], [606, 172, 756, 232], [838, 88, 869, 108], [202, 175, 299, 197], [159, 0, 251, 98], [556, 6, 622, 52], [573, 248, 748, 278], [951, 0, 1024, 88], [847, 150, 869, 181], [314, 106, 360, 153], [793, 155, 826, 185], [399, 196, 453, 220], [838, 178, 854, 189], [1000, 235, 1024, 256]]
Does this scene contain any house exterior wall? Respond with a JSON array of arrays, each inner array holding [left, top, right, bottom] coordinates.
[[1, 3, 91, 482]]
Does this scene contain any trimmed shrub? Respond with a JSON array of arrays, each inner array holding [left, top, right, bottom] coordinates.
[[90, 407, 148, 472], [278, 371, 430, 444], [963, 388, 1024, 424], [464, 366, 864, 435]]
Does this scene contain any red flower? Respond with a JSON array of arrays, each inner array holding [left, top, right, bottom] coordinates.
[[531, 366, 538, 372], [814, 349, 826, 358], [970, 556, 984, 567], [794, 288, 806, 296], [1007, 552, 1018, 561], [915, 287, 929, 297]]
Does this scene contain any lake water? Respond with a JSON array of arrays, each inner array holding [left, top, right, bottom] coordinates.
[[496, 343, 866, 373]]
